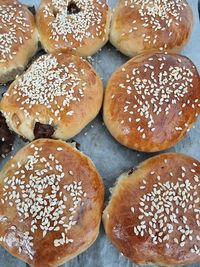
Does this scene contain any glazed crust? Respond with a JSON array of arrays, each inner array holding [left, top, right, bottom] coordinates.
[[103, 153, 200, 266], [0, 53, 103, 141], [0, 139, 104, 267], [0, 0, 38, 84], [110, 0, 193, 57], [103, 52, 200, 152], [36, 0, 110, 57]]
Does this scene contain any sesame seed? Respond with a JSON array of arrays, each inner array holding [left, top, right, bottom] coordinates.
[[2, 144, 87, 252], [42, 0, 107, 49], [131, 207, 135, 213], [131, 158, 200, 253], [114, 53, 198, 141], [4, 54, 88, 122], [0, 3, 33, 62]]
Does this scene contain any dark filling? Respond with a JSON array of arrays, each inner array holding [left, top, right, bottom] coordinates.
[[34, 122, 55, 139], [67, 2, 81, 14], [70, 139, 80, 150], [128, 167, 137, 176], [0, 113, 15, 156], [28, 5, 36, 15]]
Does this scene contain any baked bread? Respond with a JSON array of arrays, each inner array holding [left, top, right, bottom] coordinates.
[[0, 0, 38, 84], [0, 53, 103, 141], [0, 138, 104, 267], [36, 0, 110, 57], [103, 153, 200, 266], [110, 0, 193, 57], [103, 52, 200, 152]]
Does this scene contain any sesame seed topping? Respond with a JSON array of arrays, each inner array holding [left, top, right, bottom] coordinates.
[[131, 157, 199, 253], [112, 54, 199, 141], [0, 3, 32, 62], [123, 0, 190, 50], [1, 144, 87, 255], [42, 0, 107, 49], [5, 54, 87, 121]]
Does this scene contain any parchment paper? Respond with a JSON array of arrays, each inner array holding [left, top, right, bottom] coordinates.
[[0, 1, 200, 266]]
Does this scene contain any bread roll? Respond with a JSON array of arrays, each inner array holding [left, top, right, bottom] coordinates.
[[0, 53, 103, 141], [103, 52, 200, 152], [103, 153, 200, 266], [0, 0, 38, 84], [110, 0, 193, 57], [36, 0, 110, 57], [0, 138, 104, 267]]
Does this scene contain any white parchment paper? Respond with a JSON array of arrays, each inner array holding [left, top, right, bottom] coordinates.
[[0, 1, 200, 266]]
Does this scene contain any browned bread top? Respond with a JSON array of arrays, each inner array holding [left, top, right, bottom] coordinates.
[[0, 139, 104, 267], [103, 153, 200, 266], [104, 52, 200, 152], [110, 0, 193, 57], [36, 0, 110, 57]]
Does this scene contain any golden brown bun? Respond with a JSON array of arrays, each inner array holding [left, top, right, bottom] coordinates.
[[36, 0, 110, 57], [110, 0, 193, 57], [103, 153, 200, 266], [0, 53, 103, 141], [0, 138, 104, 267], [103, 52, 200, 152], [0, 0, 38, 84]]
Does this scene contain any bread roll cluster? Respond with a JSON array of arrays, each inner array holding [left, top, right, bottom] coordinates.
[[0, 0, 199, 266]]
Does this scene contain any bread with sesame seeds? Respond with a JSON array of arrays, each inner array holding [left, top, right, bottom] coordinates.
[[0, 138, 104, 267], [36, 0, 110, 57], [0, 52, 103, 141], [103, 153, 200, 266], [110, 0, 193, 57], [103, 52, 200, 152], [0, 0, 38, 84]]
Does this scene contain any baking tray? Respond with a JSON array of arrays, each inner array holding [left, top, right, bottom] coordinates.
[[0, 0, 200, 266]]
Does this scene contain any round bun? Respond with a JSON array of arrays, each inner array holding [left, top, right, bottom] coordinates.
[[103, 153, 200, 266], [0, 53, 103, 141], [0, 138, 104, 267], [36, 0, 110, 57], [110, 0, 193, 57], [103, 52, 200, 152], [0, 0, 38, 84]]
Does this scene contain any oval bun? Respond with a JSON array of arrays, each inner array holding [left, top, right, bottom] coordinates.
[[0, 138, 104, 267], [103, 153, 200, 266], [103, 52, 200, 152], [110, 0, 193, 57]]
